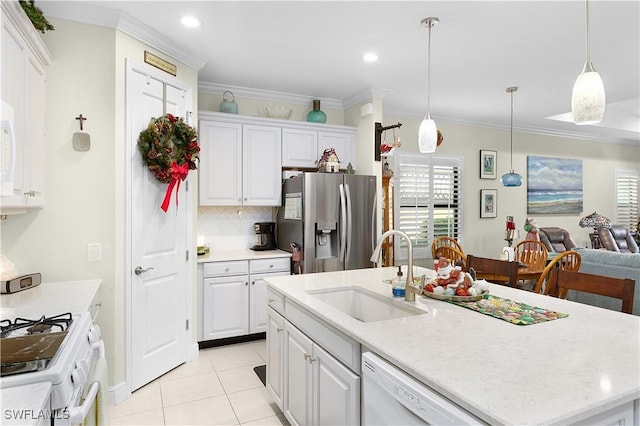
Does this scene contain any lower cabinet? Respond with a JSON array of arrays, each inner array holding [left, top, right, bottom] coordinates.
[[198, 257, 289, 341], [266, 291, 360, 426]]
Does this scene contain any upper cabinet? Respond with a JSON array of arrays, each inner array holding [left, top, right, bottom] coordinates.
[[0, 2, 52, 214], [199, 113, 282, 206], [198, 111, 356, 207], [282, 126, 355, 170]]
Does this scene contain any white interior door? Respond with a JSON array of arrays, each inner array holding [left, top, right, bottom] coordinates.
[[127, 64, 190, 391]]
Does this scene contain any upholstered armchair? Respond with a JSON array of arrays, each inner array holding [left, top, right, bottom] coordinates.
[[538, 227, 578, 253], [598, 225, 639, 253]]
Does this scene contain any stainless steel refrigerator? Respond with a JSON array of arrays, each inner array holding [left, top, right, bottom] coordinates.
[[277, 173, 377, 273]]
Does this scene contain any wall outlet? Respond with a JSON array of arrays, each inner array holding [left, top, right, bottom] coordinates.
[[88, 243, 101, 262]]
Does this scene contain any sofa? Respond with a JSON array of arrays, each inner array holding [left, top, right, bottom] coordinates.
[[571, 247, 640, 316]]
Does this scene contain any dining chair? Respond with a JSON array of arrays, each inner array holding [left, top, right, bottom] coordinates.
[[433, 246, 467, 268], [514, 240, 549, 279], [464, 255, 519, 287], [532, 250, 582, 295], [431, 236, 463, 259], [547, 269, 635, 314]]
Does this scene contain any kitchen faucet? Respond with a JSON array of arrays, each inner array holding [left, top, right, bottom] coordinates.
[[370, 230, 418, 302]]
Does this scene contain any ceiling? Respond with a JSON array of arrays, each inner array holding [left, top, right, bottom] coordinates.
[[40, 1, 640, 145]]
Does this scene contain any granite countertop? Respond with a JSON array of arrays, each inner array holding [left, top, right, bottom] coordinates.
[[197, 249, 291, 263], [266, 267, 640, 425]]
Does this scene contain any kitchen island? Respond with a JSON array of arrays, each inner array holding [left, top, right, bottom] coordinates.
[[266, 267, 640, 425]]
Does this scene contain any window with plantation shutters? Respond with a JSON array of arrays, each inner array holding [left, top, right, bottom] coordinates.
[[615, 170, 639, 232], [393, 153, 463, 260]]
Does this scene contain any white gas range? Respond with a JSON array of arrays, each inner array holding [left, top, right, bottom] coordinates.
[[0, 280, 103, 425]]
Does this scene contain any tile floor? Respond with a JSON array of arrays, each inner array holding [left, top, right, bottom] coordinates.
[[109, 339, 289, 426]]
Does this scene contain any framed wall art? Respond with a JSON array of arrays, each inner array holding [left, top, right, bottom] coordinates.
[[527, 155, 583, 214], [480, 189, 497, 218], [480, 150, 497, 179]]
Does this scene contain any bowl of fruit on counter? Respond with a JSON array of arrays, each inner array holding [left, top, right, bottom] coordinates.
[[422, 257, 490, 302]]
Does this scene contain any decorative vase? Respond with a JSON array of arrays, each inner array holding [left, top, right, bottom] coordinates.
[[306, 99, 327, 123], [220, 90, 238, 114]]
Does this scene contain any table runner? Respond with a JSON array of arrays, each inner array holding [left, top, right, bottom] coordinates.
[[452, 294, 568, 325]]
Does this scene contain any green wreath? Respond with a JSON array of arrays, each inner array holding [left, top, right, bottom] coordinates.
[[137, 113, 199, 184]]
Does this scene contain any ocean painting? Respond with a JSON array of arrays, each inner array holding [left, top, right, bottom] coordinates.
[[527, 156, 583, 214]]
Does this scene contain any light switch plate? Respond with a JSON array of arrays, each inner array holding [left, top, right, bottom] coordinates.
[[88, 243, 101, 262]]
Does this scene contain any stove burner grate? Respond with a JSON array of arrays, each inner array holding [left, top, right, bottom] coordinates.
[[0, 313, 73, 338]]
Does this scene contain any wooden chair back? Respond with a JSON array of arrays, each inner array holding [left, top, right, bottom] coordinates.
[[465, 255, 519, 287], [532, 250, 582, 294], [433, 246, 467, 269], [514, 240, 549, 271], [431, 236, 463, 258], [548, 269, 635, 314]]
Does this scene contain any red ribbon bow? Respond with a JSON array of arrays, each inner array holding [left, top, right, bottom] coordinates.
[[160, 162, 190, 212]]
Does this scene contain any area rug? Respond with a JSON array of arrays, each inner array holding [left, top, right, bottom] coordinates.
[[253, 364, 266, 386]]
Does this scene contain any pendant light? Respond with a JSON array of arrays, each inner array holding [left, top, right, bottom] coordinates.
[[571, 0, 605, 124], [501, 87, 522, 187], [418, 17, 439, 153]]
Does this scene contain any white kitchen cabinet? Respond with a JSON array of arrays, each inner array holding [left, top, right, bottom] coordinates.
[[198, 116, 281, 206], [266, 307, 285, 408], [318, 131, 354, 171], [0, 2, 52, 214], [281, 127, 356, 171], [198, 257, 290, 341], [242, 125, 282, 205], [267, 289, 360, 426], [282, 128, 318, 168]]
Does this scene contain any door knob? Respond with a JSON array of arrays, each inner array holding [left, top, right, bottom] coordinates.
[[134, 266, 154, 275]]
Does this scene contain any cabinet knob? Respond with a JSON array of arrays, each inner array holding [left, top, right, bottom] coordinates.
[[245, 281, 248, 286], [276, 327, 283, 333], [225, 268, 229, 272], [268, 298, 275, 304], [269, 264, 273, 268], [251, 280, 255, 285], [304, 354, 316, 364], [244, 197, 247, 201]]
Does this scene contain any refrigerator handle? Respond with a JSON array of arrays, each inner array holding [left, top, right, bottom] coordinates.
[[345, 183, 353, 262], [339, 183, 347, 262], [371, 190, 377, 253]]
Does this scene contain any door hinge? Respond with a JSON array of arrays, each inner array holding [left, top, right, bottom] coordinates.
[[186, 319, 189, 330], [186, 250, 189, 261]]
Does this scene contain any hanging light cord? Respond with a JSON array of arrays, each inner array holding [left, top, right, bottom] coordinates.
[[426, 21, 432, 118], [585, 0, 591, 63], [509, 89, 514, 172]]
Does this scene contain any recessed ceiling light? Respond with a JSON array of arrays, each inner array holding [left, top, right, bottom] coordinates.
[[181, 16, 200, 28], [363, 52, 378, 63]]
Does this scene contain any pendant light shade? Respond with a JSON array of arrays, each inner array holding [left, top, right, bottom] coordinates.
[[501, 86, 522, 187], [418, 17, 439, 153], [571, 0, 605, 124]]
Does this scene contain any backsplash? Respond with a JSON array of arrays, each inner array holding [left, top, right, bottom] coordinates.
[[197, 206, 276, 250]]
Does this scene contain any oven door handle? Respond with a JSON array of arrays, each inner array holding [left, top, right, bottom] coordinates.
[[68, 381, 99, 424]]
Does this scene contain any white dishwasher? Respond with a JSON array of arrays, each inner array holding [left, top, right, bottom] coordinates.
[[362, 352, 483, 425]]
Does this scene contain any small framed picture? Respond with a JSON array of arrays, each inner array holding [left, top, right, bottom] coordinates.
[[480, 189, 497, 218], [480, 150, 497, 179]]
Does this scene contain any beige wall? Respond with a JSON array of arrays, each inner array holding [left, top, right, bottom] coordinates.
[[0, 18, 199, 391]]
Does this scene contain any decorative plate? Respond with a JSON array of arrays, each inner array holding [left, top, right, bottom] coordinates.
[[422, 290, 489, 302]]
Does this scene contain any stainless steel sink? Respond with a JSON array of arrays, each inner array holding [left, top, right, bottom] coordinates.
[[307, 286, 426, 322]]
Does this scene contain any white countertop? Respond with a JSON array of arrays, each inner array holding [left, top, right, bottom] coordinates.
[[0, 382, 51, 425], [197, 249, 291, 263], [266, 267, 640, 425], [0, 279, 101, 319]]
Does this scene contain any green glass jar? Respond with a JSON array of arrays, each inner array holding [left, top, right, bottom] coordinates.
[[306, 99, 327, 123]]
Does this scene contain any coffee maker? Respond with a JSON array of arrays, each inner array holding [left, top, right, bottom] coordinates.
[[251, 222, 276, 251]]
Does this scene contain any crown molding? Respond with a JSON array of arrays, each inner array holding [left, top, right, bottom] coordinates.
[[39, 2, 207, 70], [2, 1, 52, 66], [198, 82, 344, 110], [342, 87, 393, 109]]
